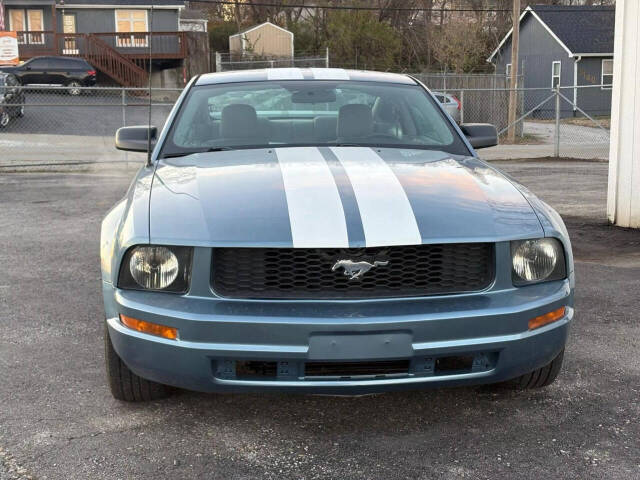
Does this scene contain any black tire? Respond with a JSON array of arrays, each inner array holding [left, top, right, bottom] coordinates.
[[104, 325, 171, 402], [0, 111, 10, 128], [498, 349, 565, 389], [67, 81, 81, 96]]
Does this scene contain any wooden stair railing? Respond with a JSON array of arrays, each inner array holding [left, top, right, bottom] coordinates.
[[82, 34, 148, 88]]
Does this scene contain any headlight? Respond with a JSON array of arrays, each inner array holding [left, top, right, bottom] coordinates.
[[118, 245, 193, 293], [511, 238, 566, 285]]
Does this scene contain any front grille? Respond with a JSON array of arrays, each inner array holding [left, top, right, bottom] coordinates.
[[211, 243, 494, 300], [236, 361, 278, 379], [213, 353, 499, 382], [305, 360, 410, 378]]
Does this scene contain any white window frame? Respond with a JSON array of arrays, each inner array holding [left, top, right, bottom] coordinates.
[[9, 9, 44, 45], [601, 58, 613, 90], [8, 9, 26, 31], [551, 61, 561, 89], [506, 63, 512, 77], [114, 9, 149, 48]]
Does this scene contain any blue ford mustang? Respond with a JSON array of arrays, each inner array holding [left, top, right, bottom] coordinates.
[[102, 68, 574, 401]]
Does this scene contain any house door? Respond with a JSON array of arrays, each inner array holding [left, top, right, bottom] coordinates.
[[62, 14, 78, 54]]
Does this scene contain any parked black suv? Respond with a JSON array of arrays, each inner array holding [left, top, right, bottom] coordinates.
[[0, 73, 25, 128], [0, 56, 96, 95]]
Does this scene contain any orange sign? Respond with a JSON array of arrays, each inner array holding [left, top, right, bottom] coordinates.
[[0, 32, 20, 66]]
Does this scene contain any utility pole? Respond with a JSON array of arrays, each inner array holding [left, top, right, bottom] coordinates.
[[507, 0, 520, 142]]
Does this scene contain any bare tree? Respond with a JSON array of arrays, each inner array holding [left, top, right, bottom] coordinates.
[[199, 0, 615, 72]]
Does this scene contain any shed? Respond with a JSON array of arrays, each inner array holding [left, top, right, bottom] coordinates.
[[229, 21, 293, 58]]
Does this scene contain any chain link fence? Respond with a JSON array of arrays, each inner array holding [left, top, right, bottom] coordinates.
[[214, 52, 329, 72], [0, 85, 182, 166], [0, 82, 610, 168], [430, 83, 610, 160]]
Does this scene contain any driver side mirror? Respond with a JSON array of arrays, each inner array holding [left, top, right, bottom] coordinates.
[[459, 123, 498, 149], [115, 126, 157, 152]]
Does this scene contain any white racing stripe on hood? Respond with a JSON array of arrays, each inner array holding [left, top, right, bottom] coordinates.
[[276, 147, 349, 248], [266, 68, 304, 80], [330, 147, 422, 247]]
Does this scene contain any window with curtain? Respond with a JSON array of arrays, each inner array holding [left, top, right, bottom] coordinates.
[[9, 9, 43, 44], [115, 10, 148, 48], [9, 10, 26, 31]]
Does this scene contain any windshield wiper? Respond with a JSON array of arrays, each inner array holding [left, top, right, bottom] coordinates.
[[205, 146, 236, 152], [333, 143, 369, 147], [161, 152, 196, 159], [161, 146, 235, 159]]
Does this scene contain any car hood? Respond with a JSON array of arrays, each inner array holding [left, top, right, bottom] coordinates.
[[149, 147, 543, 247]]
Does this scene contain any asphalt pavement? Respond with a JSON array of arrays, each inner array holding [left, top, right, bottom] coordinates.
[[1, 160, 639, 479]]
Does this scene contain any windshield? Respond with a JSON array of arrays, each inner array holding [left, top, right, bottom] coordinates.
[[160, 80, 470, 157]]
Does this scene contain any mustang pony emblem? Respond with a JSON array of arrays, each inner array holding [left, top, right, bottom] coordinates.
[[331, 259, 389, 280]]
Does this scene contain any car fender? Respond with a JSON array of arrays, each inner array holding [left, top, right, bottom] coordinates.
[[518, 189, 575, 281], [500, 176, 575, 288], [100, 166, 154, 284], [470, 159, 575, 289]]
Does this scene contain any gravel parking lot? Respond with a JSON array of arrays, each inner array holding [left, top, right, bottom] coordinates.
[[1, 160, 639, 479]]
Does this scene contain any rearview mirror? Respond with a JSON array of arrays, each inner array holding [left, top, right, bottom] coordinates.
[[115, 126, 157, 152], [459, 123, 498, 150]]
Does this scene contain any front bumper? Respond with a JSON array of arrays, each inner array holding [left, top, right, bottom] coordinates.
[[104, 278, 573, 394]]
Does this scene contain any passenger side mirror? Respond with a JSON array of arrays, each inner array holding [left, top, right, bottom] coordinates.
[[115, 126, 157, 152], [459, 123, 498, 150]]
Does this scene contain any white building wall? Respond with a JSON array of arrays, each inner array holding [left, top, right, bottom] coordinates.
[[607, 0, 640, 228]]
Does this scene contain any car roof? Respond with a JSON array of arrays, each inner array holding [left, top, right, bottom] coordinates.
[[29, 56, 88, 63], [432, 91, 455, 97], [195, 68, 418, 86]]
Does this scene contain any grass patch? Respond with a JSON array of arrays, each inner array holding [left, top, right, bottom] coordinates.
[[526, 116, 610, 129]]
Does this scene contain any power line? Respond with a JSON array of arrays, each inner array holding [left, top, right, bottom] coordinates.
[[188, 0, 613, 13]]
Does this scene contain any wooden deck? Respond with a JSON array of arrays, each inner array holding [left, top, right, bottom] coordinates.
[[16, 31, 187, 61], [15, 31, 187, 87]]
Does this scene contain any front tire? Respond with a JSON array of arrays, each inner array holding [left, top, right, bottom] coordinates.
[[0, 111, 10, 128], [499, 349, 565, 389], [104, 325, 171, 402]]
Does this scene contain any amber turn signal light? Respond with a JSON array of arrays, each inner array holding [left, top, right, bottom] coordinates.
[[528, 307, 566, 331], [119, 314, 178, 340]]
